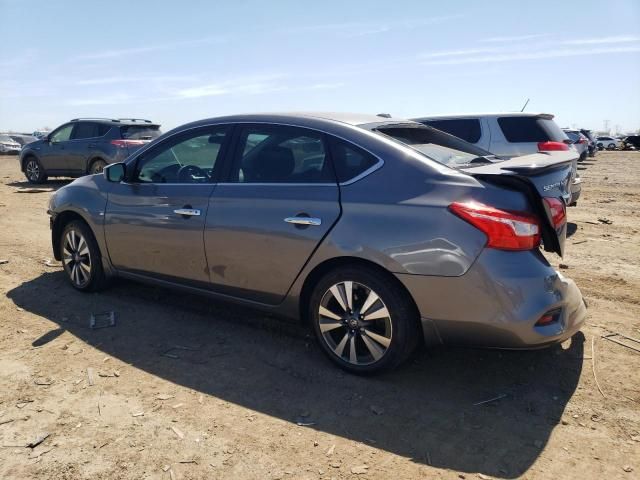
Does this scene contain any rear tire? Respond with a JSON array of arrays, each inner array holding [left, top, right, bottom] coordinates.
[[88, 159, 107, 175], [309, 265, 420, 374], [607, 143, 616, 150], [24, 157, 47, 184], [59, 220, 108, 292]]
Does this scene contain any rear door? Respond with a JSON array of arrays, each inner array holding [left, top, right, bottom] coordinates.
[[104, 125, 230, 284], [67, 121, 101, 172], [204, 124, 340, 304]]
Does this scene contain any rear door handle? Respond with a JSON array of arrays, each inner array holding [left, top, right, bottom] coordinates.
[[284, 216, 322, 226], [174, 208, 201, 217]]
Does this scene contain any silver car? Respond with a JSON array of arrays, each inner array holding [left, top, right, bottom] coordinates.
[[47, 113, 587, 374], [0, 134, 21, 155]]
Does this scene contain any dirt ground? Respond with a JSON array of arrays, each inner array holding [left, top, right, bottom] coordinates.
[[0, 151, 638, 480]]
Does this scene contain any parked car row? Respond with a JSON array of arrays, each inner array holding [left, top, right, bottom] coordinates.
[[43, 111, 588, 373]]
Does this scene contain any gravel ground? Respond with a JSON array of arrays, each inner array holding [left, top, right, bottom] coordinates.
[[0, 151, 639, 479]]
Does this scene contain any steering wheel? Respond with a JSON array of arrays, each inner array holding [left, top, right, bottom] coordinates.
[[177, 164, 208, 183]]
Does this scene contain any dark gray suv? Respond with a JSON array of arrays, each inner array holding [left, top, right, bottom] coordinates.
[[19, 118, 161, 183], [47, 113, 587, 374]]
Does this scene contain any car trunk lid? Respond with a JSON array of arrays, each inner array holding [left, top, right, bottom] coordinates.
[[461, 151, 576, 256]]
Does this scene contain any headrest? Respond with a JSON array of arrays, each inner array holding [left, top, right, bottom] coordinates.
[[250, 145, 295, 182]]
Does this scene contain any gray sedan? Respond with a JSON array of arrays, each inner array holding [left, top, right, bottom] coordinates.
[[47, 113, 587, 373]]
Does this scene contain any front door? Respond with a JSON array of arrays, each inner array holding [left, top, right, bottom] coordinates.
[[41, 123, 75, 171], [104, 125, 230, 285], [204, 124, 341, 304]]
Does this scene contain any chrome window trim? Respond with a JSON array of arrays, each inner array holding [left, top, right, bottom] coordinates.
[[126, 120, 385, 187]]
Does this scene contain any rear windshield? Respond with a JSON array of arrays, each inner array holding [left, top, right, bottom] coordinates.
[[374, 125, 494, 168], [120, 125, 162, 140], [498, 116, 567, 143]]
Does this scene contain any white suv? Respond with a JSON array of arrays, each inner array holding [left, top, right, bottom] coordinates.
[[412, 112, 581, 204], [595, 136, 622, 150]]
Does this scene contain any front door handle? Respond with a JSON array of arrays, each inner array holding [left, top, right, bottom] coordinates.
[[284, 216, 322, 226], [174, 208, 201, 217]]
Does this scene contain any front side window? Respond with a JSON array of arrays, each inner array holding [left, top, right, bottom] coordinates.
[[231, 126, 333, 183], [50, 124, 74, 143], [134, 127, 228, 183]]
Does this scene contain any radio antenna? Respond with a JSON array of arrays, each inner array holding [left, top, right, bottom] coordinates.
[[520, 98, 530, 112]]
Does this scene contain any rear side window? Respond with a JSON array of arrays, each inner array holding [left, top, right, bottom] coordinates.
[[72, 122, 108, 140], [329, 138, 378, 183], [498, 117, 566, 143], [231, 125, 334, 183], [121, 125, 162, 140], [421, 119, 481, 143]]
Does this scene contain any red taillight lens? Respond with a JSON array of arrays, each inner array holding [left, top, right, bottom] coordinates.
[[110, 139, 146, 148], [535, 309, 561, 326], [449, 202, 541, 251], [538, 141, 569, 151], [543, 197, 567, 229]]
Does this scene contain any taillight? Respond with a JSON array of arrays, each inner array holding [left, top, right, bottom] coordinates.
[[578, 138, 587, 144], [543, 197, 567, 229], [535, 309, 561, 326], [449, 202, 541, 251], [538, 141, 569, 151], [110, 139, 146, 148]]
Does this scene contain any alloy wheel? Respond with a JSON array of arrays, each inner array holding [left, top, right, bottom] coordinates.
[[63, 229, 92, 288], [26, 160, 40, 182], [318, 281, 392, 366]]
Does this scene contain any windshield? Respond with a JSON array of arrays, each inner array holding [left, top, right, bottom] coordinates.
[[0, 135, 14, 142], [374, 124, 495, 167]]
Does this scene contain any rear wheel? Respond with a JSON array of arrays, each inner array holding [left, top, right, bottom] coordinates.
[[60, 220, 107, 292], [24, 157, 47, 184], [309, 265, 419, 374], [607, 143, 616, 150], [88, 159, 106, 175]]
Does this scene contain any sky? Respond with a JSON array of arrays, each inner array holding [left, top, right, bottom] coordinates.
[[1, 0, 639, 134]]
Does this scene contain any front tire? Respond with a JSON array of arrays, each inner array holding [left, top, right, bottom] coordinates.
[[60, 220, 107, 292], [607, 143, 616, 150], [24, 157, 47, 184], [309, 265, 420, 374]]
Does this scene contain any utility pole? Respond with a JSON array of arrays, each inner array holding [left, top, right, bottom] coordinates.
[[603, 119, 610, 134]]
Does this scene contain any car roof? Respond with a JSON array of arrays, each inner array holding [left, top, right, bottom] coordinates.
[[69, 118, 160, 126], [413, 112, 555, 120], [260, 112, 410, 126], [172, 112, 421, 132]]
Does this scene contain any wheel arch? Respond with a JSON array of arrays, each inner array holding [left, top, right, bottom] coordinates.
[[297, 256, 421, 330], [21, 152, 39, 172], [52, 211, 93, 261]]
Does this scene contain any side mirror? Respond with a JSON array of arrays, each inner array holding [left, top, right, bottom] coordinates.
[[104, 163, 126, 182]]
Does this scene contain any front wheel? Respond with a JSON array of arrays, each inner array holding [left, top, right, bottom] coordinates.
[[607, 143, 616, 150], [60, 220, 107, 292], [309, 266, 419, 374], [24, 157, 47, 184]]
